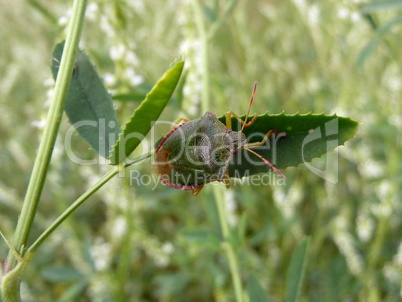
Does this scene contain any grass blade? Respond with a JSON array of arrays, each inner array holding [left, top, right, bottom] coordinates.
[[285, 237, 309, 302]]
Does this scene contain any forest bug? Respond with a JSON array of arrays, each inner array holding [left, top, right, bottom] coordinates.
[[154, 82, 286, 195]]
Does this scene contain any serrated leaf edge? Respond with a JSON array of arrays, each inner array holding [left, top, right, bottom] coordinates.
[[225, 112, 359, 173]]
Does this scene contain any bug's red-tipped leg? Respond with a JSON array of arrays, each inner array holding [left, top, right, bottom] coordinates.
[[244, 147, 286, 180], [271, 166, 287, 180], [240, 81, 258, 132], [244, 115, 258, 128]]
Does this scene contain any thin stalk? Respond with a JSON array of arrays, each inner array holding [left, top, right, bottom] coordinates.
[[114, 181, 135, 302], [28, 152, 151, 254], [365, 215, 388, 301], [1, 150, 151, 302], [214, 186, 244, 302], [207, 0, 238, 41], [124, 151, 153, 168], [7, 0, 88, 270], [191, 0, 210, 113], [27, 166, 119, 254]]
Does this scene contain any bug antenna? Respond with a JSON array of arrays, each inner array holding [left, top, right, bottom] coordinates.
[[241, 81, 258, 133], [244, 147, 286, 180]]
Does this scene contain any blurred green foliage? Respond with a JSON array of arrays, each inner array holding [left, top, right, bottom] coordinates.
[[0, 0, 401, 301]]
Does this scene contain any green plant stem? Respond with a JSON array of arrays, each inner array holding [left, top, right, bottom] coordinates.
[[7, 0, 88, 271], [27, 166, 119, 254], [123, 152, 153, 168], [1, 151, 151, 301], [214, 186, 244, 302], [207, 0, 238, 41], [191, 0, 210, 113], [1, 256, 32, 302], [27, 151, 152, 254], [364, 215, 388, 301]]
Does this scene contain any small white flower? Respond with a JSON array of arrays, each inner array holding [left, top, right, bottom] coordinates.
[[100, 16, 115, 37], [86, 3, 98, 21], [104, 73, 116, 86], [308, 5, 320, 26], [337, 8, 349, 19], [90, 238, 112, 271], [359, 159, 383, 178], [129, 0, 145, 12], [31, 119, 46, 129], [126, 51, 139, 66], [45, 88, 54, 107], [356, 214, 374, 242], [125, 67, 144, 85], [110, 44, 126, 61], [112, 217, 127, 238], [58, 16, 69, 26], [162, 242, 174, 254], [351, 12, 361, 22], [43, 77, 54, 87], [389, 114, 402, 128], [383, 264, 399, 284], [131, 75, 144, 86], [394, 242, 402, 266], [58, 8, 72, 26]]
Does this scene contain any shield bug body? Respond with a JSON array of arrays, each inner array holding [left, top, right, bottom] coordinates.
[[154, 82, 286, 195]]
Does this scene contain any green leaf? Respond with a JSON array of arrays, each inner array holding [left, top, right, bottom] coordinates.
[[51, 41, 121, 158], [356, 36, 380, 68], [246, 274, 270, 302], [218, 113, 359, 178], [361, 0, 402, 13], [285, 237, 309, 302], [357, 14, 402, 67], [109, 60, 184, 165]]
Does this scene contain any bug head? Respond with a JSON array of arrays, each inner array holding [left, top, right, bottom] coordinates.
[[225, 130, 247, 154]]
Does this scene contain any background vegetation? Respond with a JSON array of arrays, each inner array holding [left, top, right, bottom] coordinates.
[[0, 0, 401, 301]]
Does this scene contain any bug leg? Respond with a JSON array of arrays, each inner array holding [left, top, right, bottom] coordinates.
[[242, 129, 286, 179], [244, 147, 286, 179], [173, 117, 190, 128], [226, 111, 258, 130], [225, 81, 259, 130], [192, 186, 204, 196], [225, 112, 233, 131], [244, 130, 286, 149]]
